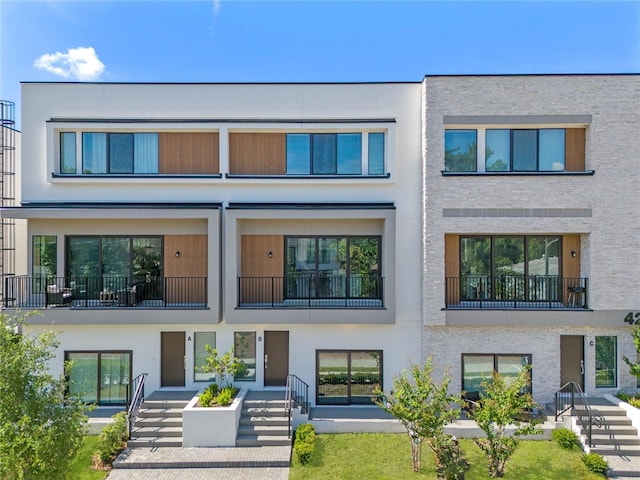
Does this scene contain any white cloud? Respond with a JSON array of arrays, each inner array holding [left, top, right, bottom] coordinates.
[[213, 0, 221, 16], [34, 47, 105, 81]]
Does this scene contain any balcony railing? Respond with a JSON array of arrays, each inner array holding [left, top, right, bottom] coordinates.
[[445, 275, 588, 309], [238, 274, 384, 308], [3, 276, 207, 309]]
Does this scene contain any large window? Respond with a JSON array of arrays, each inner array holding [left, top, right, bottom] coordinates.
[[445, 128, 569, 173], [234, 332, 256, 382], [194, 332, 216, 382], [32, 235, 57, 291], [286, 133, 384, 175], [66, 351, 132, 405], [459, 235, 561, 302], [462, 354, 531, 398], [285, 236, 381, 299], [80, 132, 158, 174], [317, 350, 382, 405], [595, 336, 617, 388], [66, 236, 162, 293]]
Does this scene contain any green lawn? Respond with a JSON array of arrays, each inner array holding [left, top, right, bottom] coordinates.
[[290, 433, 605, 480], [67, 436, 108, 480]]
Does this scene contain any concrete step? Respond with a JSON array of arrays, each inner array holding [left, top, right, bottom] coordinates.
[[127, 437, 183, 448], [112, 446, 292, 469], [235, 434, 291, 447], [131, 426, 183, 438], [591, 445, 640, 457], [590, 434, 640, 446], [243, 399, 286, 408], [588, 427, 639, 437], [141, 400, 190, 409], [241, 407, 286, 417], [576, 407, 627, 416], [134, 417, 182, 428], [597, 416, 635, 426], [240, 416, 288, 427], [138, 407, 183, 418], [238, 425, 289, 436]]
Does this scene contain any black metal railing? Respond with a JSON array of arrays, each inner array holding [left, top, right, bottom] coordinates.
[[285, 374, 310, 438], [445, 276, 589, 309], [238, 274, 384, 308], [126, 372, 148, 438], [554, 381, 603, 447], [3, 275, 208, 309]]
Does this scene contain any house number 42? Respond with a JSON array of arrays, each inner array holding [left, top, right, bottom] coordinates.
[[624, 312, 640, 325]]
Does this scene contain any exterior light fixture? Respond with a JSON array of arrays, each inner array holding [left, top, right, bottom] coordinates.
[[268, 251, 273, 258], [175, 251, 180, 258], [571, 250, 577, 257]]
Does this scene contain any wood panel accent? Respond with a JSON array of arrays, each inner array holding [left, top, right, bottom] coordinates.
[[164, 235, 208, 304], [444, 234, 460, 305], [229, 133, 286, 175], [159, 132, 219, 174], [565, 128, 585, 172], [241, 235, 284, 304], [562, 234, 581, 305]]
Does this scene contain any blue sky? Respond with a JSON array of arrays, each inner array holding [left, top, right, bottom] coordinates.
[[1, 0, 639, 129]]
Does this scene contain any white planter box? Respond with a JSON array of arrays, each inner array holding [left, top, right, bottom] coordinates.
[[182, 387, 247, 447], [605, 393, 640, 432]]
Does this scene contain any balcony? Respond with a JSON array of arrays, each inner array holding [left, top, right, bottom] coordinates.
[[445, 275, 588, 309], [3, 276, 208, 309], [237, 274, 384, 309]]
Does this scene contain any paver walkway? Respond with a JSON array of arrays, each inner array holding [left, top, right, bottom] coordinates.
[[108, 445, 291, 480]]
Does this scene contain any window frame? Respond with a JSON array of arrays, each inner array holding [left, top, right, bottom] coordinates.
[[234, 331, 256, 382], [65, 350, 133, 406], [316, 349, 383, 405], [80, 132, 159, 175], [461, 353, 532, 398], [193, 332, 217, 382], [595, 336, 617, 388], [443, 126, 589, 175]]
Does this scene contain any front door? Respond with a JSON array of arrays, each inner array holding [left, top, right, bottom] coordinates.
[[560, 335, 585, 390], [264, 331, 289, 386], [161, 331, 185, 387]]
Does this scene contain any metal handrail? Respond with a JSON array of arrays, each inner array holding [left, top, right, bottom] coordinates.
[[285, 374, 310, 438], [554, 381, 603, 447], [126, 372, 148, 438]]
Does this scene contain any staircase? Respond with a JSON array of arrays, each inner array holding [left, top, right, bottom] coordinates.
[[578, 399, 640, 456], [236, 390, 292, 447], [127, 391, 195, 448]]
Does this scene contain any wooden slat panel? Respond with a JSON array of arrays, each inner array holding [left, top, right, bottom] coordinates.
[[164, 235, 208, 303], [565, 129, 585, 172], [241, 235, 284, 303], [229, 133, 286, 175], [444, 234, 460, 305], [159, 132, 219, 174], [562, 234, 581, 305]]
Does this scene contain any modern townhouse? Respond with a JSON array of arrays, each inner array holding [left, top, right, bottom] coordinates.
[[1, 82, 423, 410], [422, 74, 640, 404]]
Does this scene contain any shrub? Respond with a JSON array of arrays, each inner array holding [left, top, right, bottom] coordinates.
[[552, 428, 580, 449], [296, 423, 316, 444], [214, 386, 238, 406], [294, 441, 314, 465], [582, 453, 608, 474], [617, 393, 640, 409], [294, 423, 316, 466], [96, 412, 128, 464]]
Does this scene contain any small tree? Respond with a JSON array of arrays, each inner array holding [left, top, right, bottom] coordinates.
[[200, 345, 242, 386], [0, 312, 88, 479], [469, 368, 541, 478], [375, 358, 468, 478], [623, 325, 640, 381]]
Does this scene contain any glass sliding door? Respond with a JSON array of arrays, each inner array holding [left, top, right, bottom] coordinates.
[[527, 236, 561, 301], [317, 351, 349, 405], [460, 237, 491, 300], [67, 352, 99, 403], [317, 237, 346, 298], [99, 353, 131, 405], [66, 351, 131, 405], [101, 237, 130, 292], [317, 350, 382, 405]]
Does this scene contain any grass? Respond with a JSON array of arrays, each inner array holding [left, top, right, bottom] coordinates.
[[290, 433, 606, 480], [66, 436, 109, 480]]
